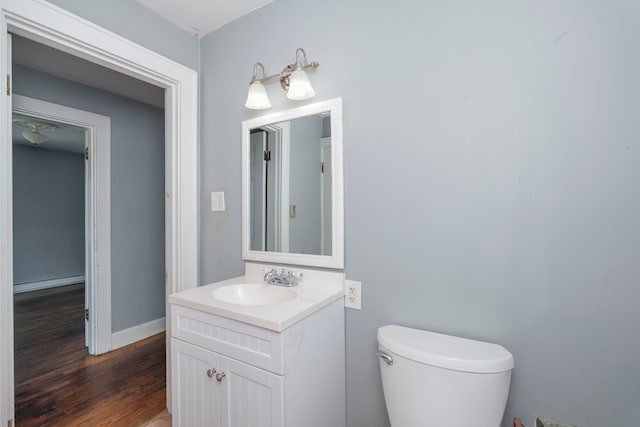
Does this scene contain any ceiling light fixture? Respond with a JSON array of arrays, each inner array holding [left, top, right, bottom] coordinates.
[[245, 48, 319, 110], [13, 118, 57, 145]]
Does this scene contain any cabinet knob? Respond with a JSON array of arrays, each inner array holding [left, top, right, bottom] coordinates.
[[216, 372, 226, 382], [207, 368, 216, 378]]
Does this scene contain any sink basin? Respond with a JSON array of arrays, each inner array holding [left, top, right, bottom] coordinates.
[[212, 283, 297, 306]]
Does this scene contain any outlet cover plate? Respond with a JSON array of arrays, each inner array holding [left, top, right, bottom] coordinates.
[[345, 280, 361, 310]]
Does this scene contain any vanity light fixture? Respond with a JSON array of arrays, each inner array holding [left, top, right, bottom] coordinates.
[[245, 48, 319, 110], [245, 63, 272, 110]]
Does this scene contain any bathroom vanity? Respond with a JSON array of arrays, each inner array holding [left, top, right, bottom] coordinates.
[[169, 98, 347, 426], [169, 263, 346, 427]]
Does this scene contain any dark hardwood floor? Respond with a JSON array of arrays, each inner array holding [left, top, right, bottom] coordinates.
[[14, 285, 166, 426]]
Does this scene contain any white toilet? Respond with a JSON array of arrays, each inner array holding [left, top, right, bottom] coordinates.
[[377, 325, 514, 427]]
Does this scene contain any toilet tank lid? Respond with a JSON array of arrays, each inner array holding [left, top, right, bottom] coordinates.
[[377, 325, 514, 374]]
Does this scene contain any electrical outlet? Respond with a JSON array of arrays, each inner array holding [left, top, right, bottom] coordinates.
[[345, 280, 361, 310]]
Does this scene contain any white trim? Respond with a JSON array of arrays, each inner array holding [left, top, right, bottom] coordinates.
[[280, 122, 290, 253], [242, 98, 344, 269], [261, 122, 290, 253], [276, 122, 291, 252], [13, 275, 84, 293], [111, 317, 166, 351], [1, 0, 199, 419], [320, 137, 332, 256], [1, 32, 13, 423], [12, 94, 112, 356], [84, 128, 90, 348]]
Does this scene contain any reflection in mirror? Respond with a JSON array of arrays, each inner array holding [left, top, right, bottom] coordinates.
[[249, 114, 331, 256], [242, 98, 343, 269]]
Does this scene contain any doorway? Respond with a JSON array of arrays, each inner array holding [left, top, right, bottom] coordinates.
[[11, 114, 86, 295], [12, 94, 111, 355], [1, 1, 199, 423], [12, 76, 168, 422], [12, 110, 88, 348]]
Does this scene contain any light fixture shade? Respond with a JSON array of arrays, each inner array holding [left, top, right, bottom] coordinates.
[[245, 82, 272, 109], [22, 131, 48, 144], [286, 69, 315, 101]]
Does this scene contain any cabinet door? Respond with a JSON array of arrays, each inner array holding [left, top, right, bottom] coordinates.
[[171, 338, 221, 427], [219, 355, 284, 427]]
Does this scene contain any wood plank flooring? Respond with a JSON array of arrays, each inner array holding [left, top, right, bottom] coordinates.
[[14, 285, 166, 426]]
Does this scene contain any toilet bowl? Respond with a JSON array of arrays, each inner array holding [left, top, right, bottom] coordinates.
[[377, 325, 514, 427]]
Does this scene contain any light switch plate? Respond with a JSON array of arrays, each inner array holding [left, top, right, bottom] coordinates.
[[211, 191, 225, 212]]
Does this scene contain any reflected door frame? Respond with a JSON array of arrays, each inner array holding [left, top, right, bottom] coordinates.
[[248, 122, 290, 253], [249, 130, 267, 251], [320, 137, 332, 256], [262, 122, 290, 253]]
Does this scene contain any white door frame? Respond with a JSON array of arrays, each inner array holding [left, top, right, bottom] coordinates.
[[249, 130, 267, 251], [0, 0, 199, 422], [13, 94, 112, 356], [320, 137, 332, 256], [262, 122, 290, 252]]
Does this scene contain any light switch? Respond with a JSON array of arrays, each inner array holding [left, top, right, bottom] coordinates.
[[211, 191, 225, 212]]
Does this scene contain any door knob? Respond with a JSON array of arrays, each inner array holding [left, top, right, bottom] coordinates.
[[216, 372, 226, 382], [207, 368, 216, 378]]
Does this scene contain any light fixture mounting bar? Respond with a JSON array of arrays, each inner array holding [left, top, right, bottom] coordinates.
[[250, 48, 319, 90], [259, 60, 320, 83]]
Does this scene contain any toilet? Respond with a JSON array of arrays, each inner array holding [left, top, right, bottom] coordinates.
[[377, 325, 514, 427]]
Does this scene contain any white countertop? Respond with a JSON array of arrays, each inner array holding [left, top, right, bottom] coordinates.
[[168, 263, 345, 332]]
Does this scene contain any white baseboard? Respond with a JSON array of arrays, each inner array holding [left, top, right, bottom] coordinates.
[[13, 275, 85, 293], [111, 317, 166, 350]]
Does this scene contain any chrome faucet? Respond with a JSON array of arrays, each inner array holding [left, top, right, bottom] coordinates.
[[263, 268, 302, 287]]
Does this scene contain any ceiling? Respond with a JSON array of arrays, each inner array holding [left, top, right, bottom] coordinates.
[[136, 0, 273, 37], [12, 114, 85, 154], [12, 36, 165, 109]]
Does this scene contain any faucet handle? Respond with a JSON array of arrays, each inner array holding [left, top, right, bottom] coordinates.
[[290, 271, 303, 279], [263, 267, 275, 280]]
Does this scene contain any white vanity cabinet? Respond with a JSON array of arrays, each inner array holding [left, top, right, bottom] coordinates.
[[172, 339, 282, 426], [170, 298, 345, 427], [172, 339, 222, 426]]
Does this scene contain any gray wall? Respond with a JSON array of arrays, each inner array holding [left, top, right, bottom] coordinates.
[[199, 1, 640, 426], [322, 116, 330, 138], [12, 145, 84, 284], [289, 115, 323, 254], [13, 65, 167, 333], [45, 0, 199, 70]]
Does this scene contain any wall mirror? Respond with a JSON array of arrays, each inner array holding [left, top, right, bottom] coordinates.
[[242, 98, 343, 269]]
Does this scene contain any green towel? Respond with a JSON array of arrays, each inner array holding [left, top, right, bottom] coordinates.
[[535, 416, 577, 427]]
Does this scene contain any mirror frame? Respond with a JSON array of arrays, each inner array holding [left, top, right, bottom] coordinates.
[[242, 97, 344, 269]]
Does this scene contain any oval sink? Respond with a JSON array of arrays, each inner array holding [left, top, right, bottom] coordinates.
[[212, 283, 297, 306]]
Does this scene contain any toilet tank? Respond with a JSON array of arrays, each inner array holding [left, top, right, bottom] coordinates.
[[377, 325, 514, 427]]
